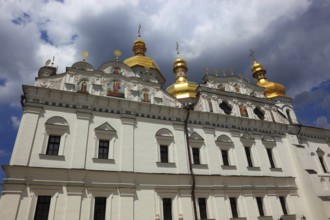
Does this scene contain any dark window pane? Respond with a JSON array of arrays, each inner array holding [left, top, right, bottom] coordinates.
[[219, 101, 232, 115], [163, 198, 172, 220], [254, 107, 264, 120], [256, 197, 264, 216], [198, 198, 207, 219], [208, 99, 213, 112], [221, 150, 229, 166], [34, 196, 51, 220], [279, 196, 288, 215], [94, 197, 106, 220], [98, 140, 109, 159], [230, 197, 238, 218], [193, 148, 200, 165], [46, 135, 61, 155], [319, 156, 328, 173], [245, 147, 253, 167], [267, 148, 275, 168], [160, 145, 169, 163]]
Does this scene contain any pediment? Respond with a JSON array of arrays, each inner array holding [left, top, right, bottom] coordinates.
[[95, 122, 116, 133], [241, 132, 255, 140], [216, 135, 232, 143], [189, 132, 204, 141], [156, 128, 174, 137]]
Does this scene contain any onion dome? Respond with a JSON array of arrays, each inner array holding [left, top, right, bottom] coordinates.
[[166, 43, 198, 100], [249, 50, 286, 98], [124, 30, 160, 71]]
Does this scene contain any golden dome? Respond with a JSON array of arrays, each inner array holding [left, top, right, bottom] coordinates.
[[124, 36, 160, 71], [132, 37, 147, 56], [166, 47, 198, 100], [250, 53, 286, 98]]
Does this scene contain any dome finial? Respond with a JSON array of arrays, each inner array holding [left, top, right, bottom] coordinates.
[[82, 51, 89, 62], [138, 24, 141, 38], [249, 48, 256, 61], [132, 24, 147, 56], [176, 41, 180, 57]]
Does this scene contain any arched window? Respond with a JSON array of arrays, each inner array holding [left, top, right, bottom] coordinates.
[[219, 101, 232, 115], [286, 109, 293, 124], [156, 128, 174, 164], [254, 107, 265, 120], [215, 135, 235, 168], [189, 132, 205, 165], [43, 116, 69, 156]]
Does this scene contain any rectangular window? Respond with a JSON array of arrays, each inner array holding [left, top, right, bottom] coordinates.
[[245, 147, 253, 167], [319, 156, 328, 173], [256, 197, 265, 216], [198, 198, 207, 219], [267, 148, 275, 168], [46, 135, 61, 155], [221, 149, 229, 166], [193, 148, 201, 165], [229, 197, 238, 218], [34, 196, 51, 220], [163, 198, 172, 220], [98, 140, 109, 159], [160, 145, 169, 163], [94, 197, 106, 220], [279, 196, 288, 215]]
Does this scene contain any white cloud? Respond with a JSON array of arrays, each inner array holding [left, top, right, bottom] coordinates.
[[10, 116, 20, 129], [0, 0, 329, 108]]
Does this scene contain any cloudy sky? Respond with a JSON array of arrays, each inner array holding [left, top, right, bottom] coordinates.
[[0, 0, 330, 184]]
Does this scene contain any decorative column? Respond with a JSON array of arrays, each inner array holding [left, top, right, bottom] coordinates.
[[120, 117, 136, 171], [118, 188, 135, 220], [71, 112, 91, 168], [10, 106, 42, 166]]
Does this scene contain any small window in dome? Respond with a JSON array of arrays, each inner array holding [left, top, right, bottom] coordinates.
[[254, 107, 265, 120], [219, 101, 232, 115]]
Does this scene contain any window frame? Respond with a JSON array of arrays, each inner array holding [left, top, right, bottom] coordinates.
[[94, 197, 107, 220], [216, 135, 236, 169], [244, 146, 254, 167], [160, 145, 169, 163], [42, 119, 69, 156], [229, 197, 239, 218], [46, 135, 61, 156], [279, 196, 288, 215], [94, 123, 117, 161], [256, 196, 265, 217], [162, 198, 173, 220], [34, 195, 51, 220], [198, 197, 208, 219], [156, 128, 175, 165], [98, 140, 110, 159]]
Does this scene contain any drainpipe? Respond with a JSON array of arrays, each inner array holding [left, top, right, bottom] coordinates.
[[183, 104, 198, 220]]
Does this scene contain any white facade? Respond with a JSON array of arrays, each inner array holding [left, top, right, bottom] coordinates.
[[0, 49, 330, 220]]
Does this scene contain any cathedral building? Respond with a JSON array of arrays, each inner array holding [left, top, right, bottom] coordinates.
[[0, 32, 330, 220]]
